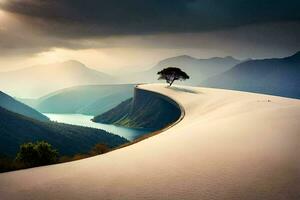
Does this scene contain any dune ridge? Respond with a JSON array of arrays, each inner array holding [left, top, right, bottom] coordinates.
[[0, 83, 300, 200]]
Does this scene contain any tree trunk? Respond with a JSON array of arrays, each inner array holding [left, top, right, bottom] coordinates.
[[169, 79, 175, 86]]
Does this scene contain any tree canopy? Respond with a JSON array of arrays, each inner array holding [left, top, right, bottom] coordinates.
[[157, 67, 190, 86]]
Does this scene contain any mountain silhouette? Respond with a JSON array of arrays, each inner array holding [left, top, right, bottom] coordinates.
[[202, 52, 300, 99], [125, 55, 241, 85]]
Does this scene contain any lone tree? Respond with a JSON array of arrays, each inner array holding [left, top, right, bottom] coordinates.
[[157, 67, 190, 86]]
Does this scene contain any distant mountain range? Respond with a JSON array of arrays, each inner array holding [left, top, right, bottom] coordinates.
[[202, 51, 300, 99], [7, 55, 241, 99], [124, 55, 241, 85], [0, 60, 117, 98], [0, 91, 49, 121], [0, 106, 128, 157], [20, 84, 135, 116], [2, 52, 299, 101]]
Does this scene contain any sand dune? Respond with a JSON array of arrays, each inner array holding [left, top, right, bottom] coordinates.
[[0, 83, 299, 200]]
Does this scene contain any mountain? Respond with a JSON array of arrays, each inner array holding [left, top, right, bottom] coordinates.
[[202, 51, 300, 99], [20, 84, 135, 116], [0, 60, 117, 98], [0, 91, 49, 121], [0, 106, 128, 157], [123, 55, 241, 85]]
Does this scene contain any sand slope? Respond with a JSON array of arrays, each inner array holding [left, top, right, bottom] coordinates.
[[0, 83, 299, 200]]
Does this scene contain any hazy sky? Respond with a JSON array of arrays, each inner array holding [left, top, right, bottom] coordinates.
[[0, 0, 299, 73]]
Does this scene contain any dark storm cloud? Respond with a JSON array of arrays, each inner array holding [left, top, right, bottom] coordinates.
[[1, 0, 300, 37], [0, 0, 299, 59]]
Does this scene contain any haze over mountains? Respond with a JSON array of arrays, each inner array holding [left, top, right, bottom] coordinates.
[[124, 55, 241, 85], [1, 55, 241, 99], [1, 52, 299, 101], [0, 60, 117, 98], [202, 51, 300, 99], [21, 84, 135, 116]]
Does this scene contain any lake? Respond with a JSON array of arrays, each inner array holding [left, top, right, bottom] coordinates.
[[44, 113, 152, 141]]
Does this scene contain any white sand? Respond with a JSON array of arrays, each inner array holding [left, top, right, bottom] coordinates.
[[1, 83, 299, 200]]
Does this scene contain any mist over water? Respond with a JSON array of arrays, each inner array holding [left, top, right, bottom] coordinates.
[[44, 113, 151, 141]]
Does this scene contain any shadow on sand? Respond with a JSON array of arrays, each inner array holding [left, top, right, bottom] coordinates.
[[168, 86, 199, 94]]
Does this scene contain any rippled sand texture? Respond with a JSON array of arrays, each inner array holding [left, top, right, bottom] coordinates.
[[1, 83, 299, 200]]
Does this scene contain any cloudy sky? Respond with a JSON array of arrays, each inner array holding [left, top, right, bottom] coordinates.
[[0, 0, 299, 73]]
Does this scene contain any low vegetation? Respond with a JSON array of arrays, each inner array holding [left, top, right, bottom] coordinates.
[[16, 141, 59, 168], [0, 141, 111, 173]]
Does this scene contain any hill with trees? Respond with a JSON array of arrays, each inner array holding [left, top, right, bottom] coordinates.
[[0, 91, 49, 121], [0, 106, 128, 157]]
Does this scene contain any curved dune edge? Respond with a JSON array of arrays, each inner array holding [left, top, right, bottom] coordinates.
[[0, 83, 300, 200], [115, 84, 185, 149]]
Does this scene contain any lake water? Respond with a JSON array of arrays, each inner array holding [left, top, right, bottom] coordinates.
[[44, 113, 152, 141]]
